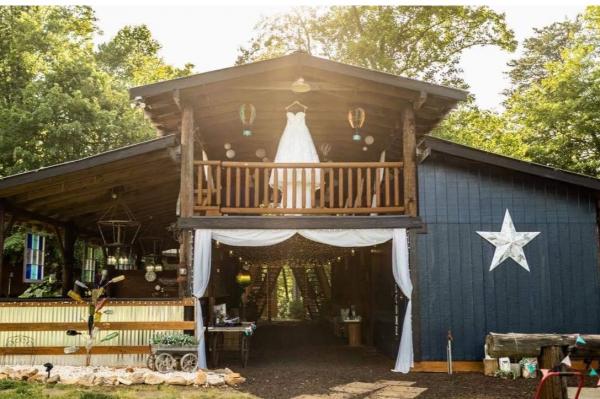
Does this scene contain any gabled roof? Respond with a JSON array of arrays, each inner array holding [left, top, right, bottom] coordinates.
[[130, 51, 468, 102], [420, 136, 600, 191]]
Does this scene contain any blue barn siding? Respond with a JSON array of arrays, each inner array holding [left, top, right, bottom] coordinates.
[[417, 154, 600, 361]]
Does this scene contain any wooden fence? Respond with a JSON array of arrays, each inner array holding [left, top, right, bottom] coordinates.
[[194, 161, 405, 215], [0, 298, 194, 366]]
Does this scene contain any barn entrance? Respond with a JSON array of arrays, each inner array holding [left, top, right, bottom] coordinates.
[[206, 234, 407, 369]]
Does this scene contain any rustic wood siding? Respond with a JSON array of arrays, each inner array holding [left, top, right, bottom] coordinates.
[[417, 154, 600, 361]]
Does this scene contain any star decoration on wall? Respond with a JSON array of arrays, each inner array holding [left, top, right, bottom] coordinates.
[[477, 209, 540, 272]]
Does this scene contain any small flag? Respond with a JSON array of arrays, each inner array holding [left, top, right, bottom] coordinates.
[[577, 335, 587, 345], [590, 369, 598, 377], [597, 378, 600, 387], [561, 355, 572, 367]]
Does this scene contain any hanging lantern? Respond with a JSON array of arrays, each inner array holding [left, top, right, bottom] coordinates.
[[255, 148, 266, 159], [97, 193, 141, 269], [239, 103, 256, 137], [364, 135, 375, 145], [226, 149, 236, 159], [348, 107, 366, 142], [236, 270, 252, 287], [291, 77, 311, 93]]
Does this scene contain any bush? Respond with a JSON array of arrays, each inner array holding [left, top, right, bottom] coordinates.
[[0, 380, 24, 390]]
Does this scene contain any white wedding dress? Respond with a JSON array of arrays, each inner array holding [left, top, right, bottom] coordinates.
[[270, 112, 321, 209]]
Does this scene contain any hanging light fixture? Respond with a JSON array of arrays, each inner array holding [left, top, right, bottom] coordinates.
[[239, 103, 256, 137], [348, 107, 366, 142], [235, 268, 252, 287], [291, 77, 311, 93], [97, 192, 141, 268]]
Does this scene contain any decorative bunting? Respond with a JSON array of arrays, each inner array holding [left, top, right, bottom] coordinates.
[[590, 368, 598, 377], [561, 355, 572, 367], [541, 369, 550, 377], [577, 335, 587, 345], [597, 378, 600, 387]]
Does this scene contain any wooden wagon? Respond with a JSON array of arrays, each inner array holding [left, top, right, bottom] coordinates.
[[147, 344, 199, 373]]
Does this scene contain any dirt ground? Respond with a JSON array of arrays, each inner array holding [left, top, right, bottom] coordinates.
[[214, 321, 539, 399]]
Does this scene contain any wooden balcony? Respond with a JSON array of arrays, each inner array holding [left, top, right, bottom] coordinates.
[[193, 161, 405, 216]]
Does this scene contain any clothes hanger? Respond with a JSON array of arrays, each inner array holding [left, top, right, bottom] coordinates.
[[285, 100, 308, 112]]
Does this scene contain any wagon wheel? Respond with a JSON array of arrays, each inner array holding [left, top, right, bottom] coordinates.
[[146, 354, 156, 371], [180, 353, 198, 372], [155, 353, 176, 373]]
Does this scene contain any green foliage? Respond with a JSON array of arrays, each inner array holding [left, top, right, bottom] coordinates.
[[150, 332, 197, 346], [237, 6, 516, 87], [288, 299, 306, 320], [19, 274, 61, 298], [434, 104, 528, 160], [0, 6, 193, 177], [0, 380, 23, 390], [504, 6, 600, 176]]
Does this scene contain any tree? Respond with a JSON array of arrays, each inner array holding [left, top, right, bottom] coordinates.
[[0, 7, 193, 177], [237, 6, 516, 87], [434, 104, 528, 160], [505, 6, 600, 176], [505, 18, 582, 95]]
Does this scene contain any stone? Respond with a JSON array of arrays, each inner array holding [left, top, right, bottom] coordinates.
[[59, 375, 79, 385], [17, 367, 38, 380], [77, 373, 95, 387], [144, 373, 165, 385], [0, 374, 8, 381], [193, 370, 207, 386], [46, 375, 60, 384], [166, 375, 187, 385], [118, 376, 133, 386], [206, 372, 225, 386], [224, 372, 246, 386], [130, 372, 145, 385], [104, 376, 118, 386], [125, 367, 134, 373]]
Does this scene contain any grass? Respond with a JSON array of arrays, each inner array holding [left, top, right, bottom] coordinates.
[[0, 380, 258, 399]]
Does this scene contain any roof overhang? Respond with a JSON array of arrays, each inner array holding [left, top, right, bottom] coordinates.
[[420, 136, 600, 191]]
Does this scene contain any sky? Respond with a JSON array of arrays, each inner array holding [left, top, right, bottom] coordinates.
[[94, 5, 583, 111]]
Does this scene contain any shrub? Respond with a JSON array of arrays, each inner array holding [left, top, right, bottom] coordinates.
[[150, 332, 197, 346]]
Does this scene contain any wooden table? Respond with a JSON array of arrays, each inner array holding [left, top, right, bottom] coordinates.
[[207, 322, 255, 368]]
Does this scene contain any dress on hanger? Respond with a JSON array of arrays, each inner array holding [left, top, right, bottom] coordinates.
[[269, 112, 321, 209]]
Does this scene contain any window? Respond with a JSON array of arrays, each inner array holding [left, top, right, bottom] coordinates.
[[23, 233, 45, 283], [82, 246, 98, 283]]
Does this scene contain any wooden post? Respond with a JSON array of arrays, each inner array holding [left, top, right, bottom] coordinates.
[[0, 204, 5, 297], [402, 106, 417, 216], [180, 105, 194, 297], [539, 346, 567, 399], [60, 224, 78, 296]]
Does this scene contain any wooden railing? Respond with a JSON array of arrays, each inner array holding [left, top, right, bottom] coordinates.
[[193, 161, 405, 215]]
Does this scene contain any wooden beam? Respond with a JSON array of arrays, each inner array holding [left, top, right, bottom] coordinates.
[[0, 345, 151, 356], [0, 321, 195, 331], [0, 203, 5, 297], [178, 216, 423, 230], [60, 223, 77, 296], [179, 105, 195, 297], [402, 106, 418, 216]]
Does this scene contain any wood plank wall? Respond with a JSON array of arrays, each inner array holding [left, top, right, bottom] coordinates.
[[416, 154, 600, 361]]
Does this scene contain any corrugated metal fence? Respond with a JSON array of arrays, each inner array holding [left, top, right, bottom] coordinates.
[[0, 298, 194, 366]]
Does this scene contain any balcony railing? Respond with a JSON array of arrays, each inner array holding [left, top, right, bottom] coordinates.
[[193, 161, 405, 216]]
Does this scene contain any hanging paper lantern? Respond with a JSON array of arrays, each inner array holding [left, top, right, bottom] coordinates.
[[362, 146, 368, 152], [226, 149, 236, 159], [255, 148, 266, 158], [364, 135, 375, 145], [239, 103, 256, 137], [262, 157, 270, 163], [236, 270, 252, 287], [348, 107, 366, 142], [224, 143, 232, 150]]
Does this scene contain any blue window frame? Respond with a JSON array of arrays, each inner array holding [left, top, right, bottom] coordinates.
[[23, 233, 45, 283]]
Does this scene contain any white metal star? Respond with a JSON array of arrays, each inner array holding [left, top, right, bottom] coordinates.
[[477, 209, 540, 272]]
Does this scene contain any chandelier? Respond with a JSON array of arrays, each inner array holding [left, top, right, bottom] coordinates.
[[97, 193, 141, 269]]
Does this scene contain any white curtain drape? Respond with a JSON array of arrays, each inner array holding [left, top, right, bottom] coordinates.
[[192, 228, 413, 373], [391, 228, 414, 373], [193, 230, 213, 369]]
